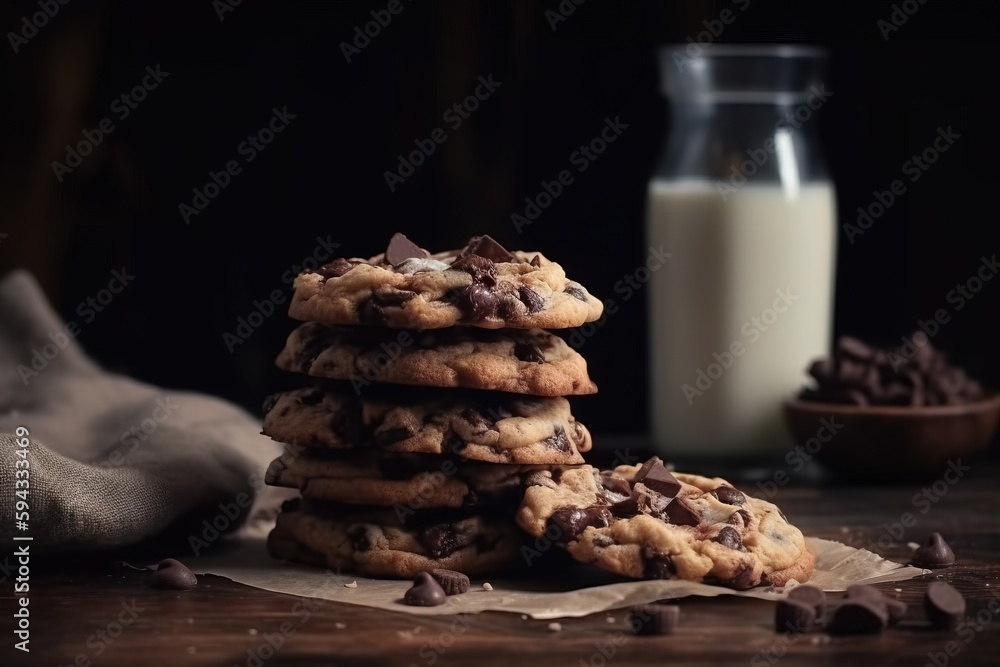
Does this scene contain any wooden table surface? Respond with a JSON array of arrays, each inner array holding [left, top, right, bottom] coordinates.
[[8, 460, 1000, 667]]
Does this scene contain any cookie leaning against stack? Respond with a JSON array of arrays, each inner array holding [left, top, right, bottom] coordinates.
[[262, 233, 602, 578]]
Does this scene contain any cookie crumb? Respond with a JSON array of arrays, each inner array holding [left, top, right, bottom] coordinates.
[[482, 582, 494, 591], [344, 581, 358, 588], [248, 628, 258, 636], [520, 614, 528, 620], [907, 542, 920, 550], [606, 616, 615, 624], [894, 588, 902, 593], [548, 622, 562, 632], [334, 622, 346, 629]]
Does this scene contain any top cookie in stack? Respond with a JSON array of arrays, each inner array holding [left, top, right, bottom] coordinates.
[[263, 233, 602, 578]]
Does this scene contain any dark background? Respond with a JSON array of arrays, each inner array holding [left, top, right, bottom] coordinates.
[[2, 0, 998, 438]]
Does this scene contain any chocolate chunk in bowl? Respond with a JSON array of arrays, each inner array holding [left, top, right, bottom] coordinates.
[[516, 459, 815, 590], [786, 334, 1000, 480]]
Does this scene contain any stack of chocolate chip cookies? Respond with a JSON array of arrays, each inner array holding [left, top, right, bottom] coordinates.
[[262, 233, 603, 578]]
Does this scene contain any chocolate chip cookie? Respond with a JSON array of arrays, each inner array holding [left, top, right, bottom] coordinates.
[[267, 499, 523, 578], [266, 447, 557, 509], [262, 386, 592, 465], [516, 458, 815, 589], [288, 233, 604, 329], [276, 321, 597, 396]]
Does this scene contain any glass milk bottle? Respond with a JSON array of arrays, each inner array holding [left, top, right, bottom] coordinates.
[[648, 45, 837, 458]]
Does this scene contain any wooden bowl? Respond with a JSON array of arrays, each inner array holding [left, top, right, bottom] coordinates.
[[783, 393, 1000, 480]]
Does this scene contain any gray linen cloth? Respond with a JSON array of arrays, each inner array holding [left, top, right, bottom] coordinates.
[[0, 270, 281, 551]]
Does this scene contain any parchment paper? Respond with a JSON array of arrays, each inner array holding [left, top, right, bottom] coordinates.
[[189, 521, 929, 619]]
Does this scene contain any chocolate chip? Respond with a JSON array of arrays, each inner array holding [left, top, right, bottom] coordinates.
[[632, 457, 681, 498], [375, 426, 414, 447], [564, 284, 588, 301], [808, 358, 834, 383], [924, 581, 965, 629], [460, 408, 493, 434], [774, 599, 816, 633], [331, 406, 364, 441], [462, 235, 513, 263], [641, 547, 675, 579], [316, 258, 354, 279], [403, 572, 447, 607], [600, 473, 632, 499], [664, 498, 699, 526], [827, 600, 887, 635], [417, 524, 465, 559], [296, 333, 336, 371], [518, 285, 544, 313], [910, 532, 956, 568], [514, 342, 544, 363], [456, 284, 499, 320], [349, 527, 371, 551], [262, 393, 279, 416], [430, 569, 470, 595], [547, 507, 612, 543], [374, 290, 418, 307], [728, 509, 752, 527], [385, 232, 429, 265], [543, 425, 570, 452], [709, 485, 745, 506], [837, 336, 874, 361], [297, 388, 324, 406], [151, 559, 197, 590], [530, 254, 541, 267], [713, 526, 744, 550], [611, 484, 669, 518], [629, 604, 679, 635], [787, 585, 826, 615], [451, 254, 497, 285], [726, 561, 758, 590], [359, 298, 387, 325]]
